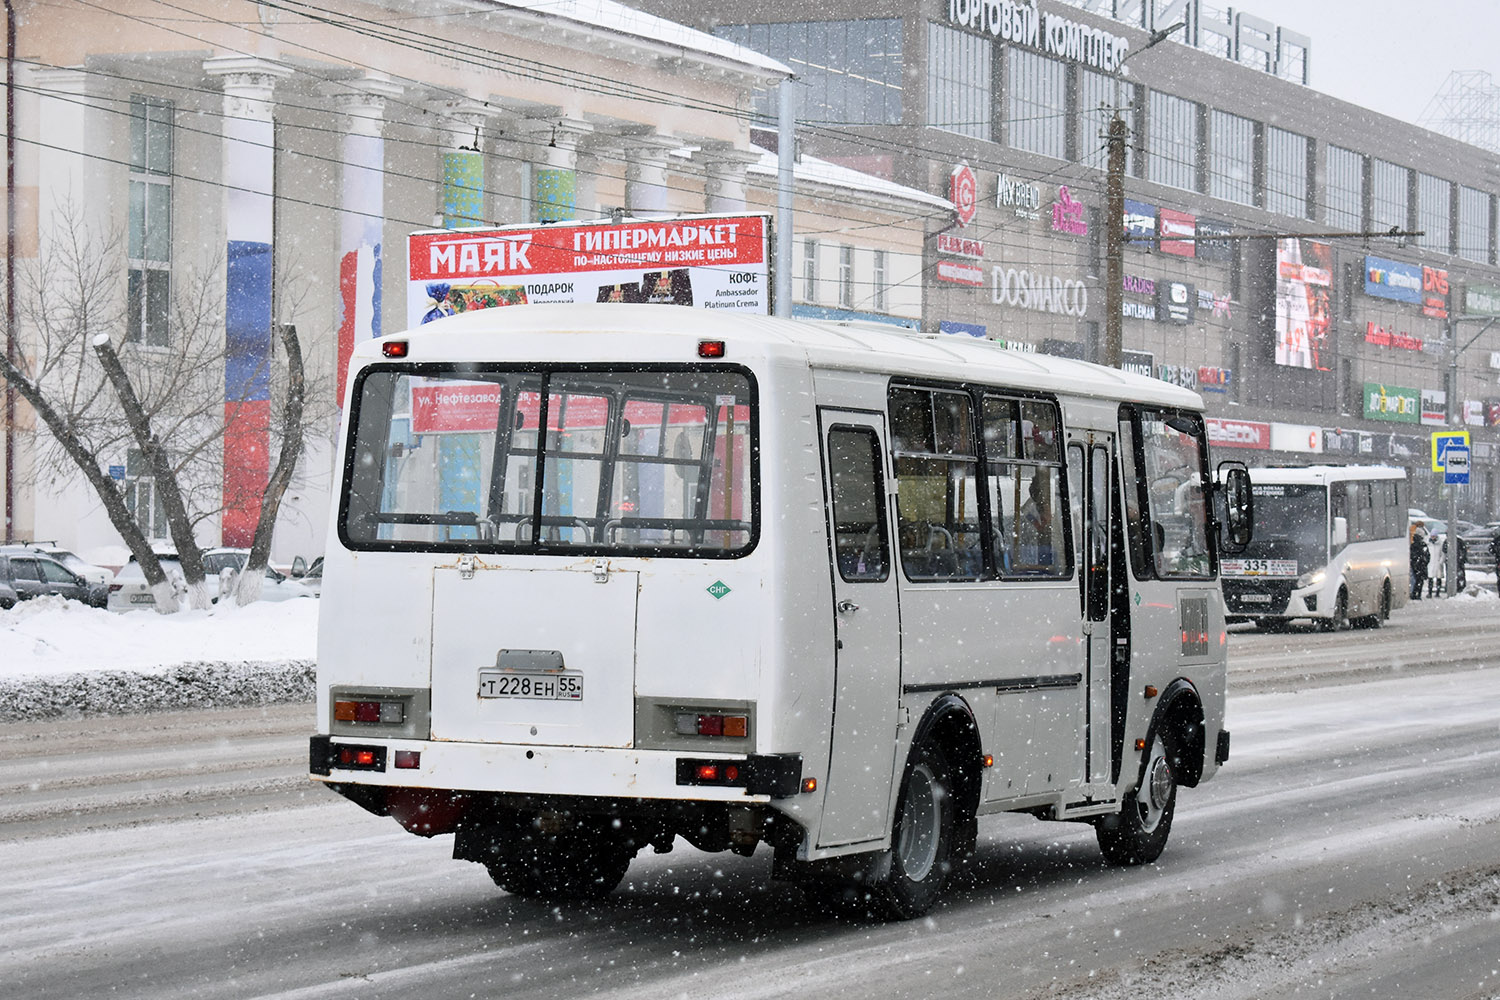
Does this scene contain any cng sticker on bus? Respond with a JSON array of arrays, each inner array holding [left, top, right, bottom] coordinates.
[[707, 580, 732, 600]]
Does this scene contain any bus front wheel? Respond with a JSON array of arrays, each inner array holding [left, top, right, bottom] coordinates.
[[876, 741, 956, 919], [1096, 733, 1176, 866], [1320, 588, 1350, 631]]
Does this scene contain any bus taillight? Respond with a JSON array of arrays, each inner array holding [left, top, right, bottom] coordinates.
[[697, 340, 726, 358]]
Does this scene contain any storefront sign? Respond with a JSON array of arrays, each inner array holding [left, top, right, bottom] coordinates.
[[1198, 367, 1232, 394], [1465, 284, 1500, 316], [1197, 288, 1233, 318], [1324, 428, 1375, 456], [406, 214, 770, 327], [1196, 218, 1235, 263], [1123, 274, 1155, 297], [1123, 200, 1156, 245], [936, 232, 985, 258], [946, 0, 1130, 74], [1121, 350, 1154, 378], [991, 266, 1089, 315], [1050, 185, 1088, 236], [937, 260, 986, 286], [1364, 321, 1424, 351], [1465, 400, 1486, 426], [950, 164, 977, 227], [1122, 300, 1157, 320], [1488, 400, 1500, 427], [1421, 387, 1447, 426], [1271, 422, 1324, 454], [1206, 417, 1271, 450], [1490, 351, 1500, 371], [1363, 255, 1422, 304], [997, 173, 1043, 219], [1158, 280, 1196, 324], [1422, 265, 1449, 319], [1363, 382, 1420, 423], [939, 319, 986, 338], [1275, 239, 1333, 370], [1157, 365, 1198, 390], [1158, 208, 1196, 258]]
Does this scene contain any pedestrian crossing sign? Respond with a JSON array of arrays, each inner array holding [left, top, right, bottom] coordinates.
[[1431, 430, 1470, 473]]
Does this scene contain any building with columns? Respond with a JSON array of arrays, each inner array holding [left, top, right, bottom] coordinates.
[[2, 0, 940, 565]]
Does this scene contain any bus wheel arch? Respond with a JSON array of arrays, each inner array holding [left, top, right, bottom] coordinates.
[[1149, 680, 1206, 789], [908, 695, 984, 857]]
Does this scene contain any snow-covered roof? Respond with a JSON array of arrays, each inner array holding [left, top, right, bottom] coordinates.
[[482, 0, 792, 81], [749, 151, 955, 213]]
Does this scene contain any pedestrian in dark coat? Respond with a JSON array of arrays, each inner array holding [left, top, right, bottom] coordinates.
[[1409, 523, 1430, 600]]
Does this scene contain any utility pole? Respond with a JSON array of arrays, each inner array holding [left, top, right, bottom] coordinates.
[[1102, 21, 1183, 369], [1444, 313, 1499, 596]]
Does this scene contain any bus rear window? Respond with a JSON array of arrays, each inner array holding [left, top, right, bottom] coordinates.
[[340, 366, 756, 557]]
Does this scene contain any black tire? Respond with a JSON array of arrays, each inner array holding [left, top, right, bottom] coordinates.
[[482, 812, 636, 900], [874, 741, 956, 920], [1356, 582, 1391, 629], [1097, 733, 1176, 866], [1320, 588, 1349, 631]]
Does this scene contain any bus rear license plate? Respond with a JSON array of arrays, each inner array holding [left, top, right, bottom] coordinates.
[[1241, 594, 1271, 603], [478, 670, 584, 701]]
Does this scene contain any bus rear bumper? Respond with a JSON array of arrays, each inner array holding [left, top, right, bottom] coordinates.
[[308, 734, 801, 803]]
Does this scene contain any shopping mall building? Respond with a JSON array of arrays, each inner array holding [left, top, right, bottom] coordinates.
[[632, 0, 1500, 518]]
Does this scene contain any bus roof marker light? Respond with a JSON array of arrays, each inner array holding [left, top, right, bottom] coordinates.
[[697, 340, 726, 359], [382, 340, 409, 358]]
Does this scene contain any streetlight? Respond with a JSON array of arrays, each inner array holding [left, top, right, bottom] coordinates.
[[1103, 21, 1185, 369], [1442, 313, 1499, 595]]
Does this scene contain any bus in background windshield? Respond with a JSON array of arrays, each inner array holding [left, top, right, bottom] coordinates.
[[1221, 465, 1408, 630]]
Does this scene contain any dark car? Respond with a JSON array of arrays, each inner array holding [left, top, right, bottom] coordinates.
[[0, 552, 104, 606], [1459, 523, 1500, 566]]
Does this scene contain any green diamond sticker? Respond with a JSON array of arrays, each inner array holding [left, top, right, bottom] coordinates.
[[707, 580, 732, 600]]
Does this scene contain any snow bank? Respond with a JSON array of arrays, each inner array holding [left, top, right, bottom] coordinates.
[[0, 597, 318, 721]]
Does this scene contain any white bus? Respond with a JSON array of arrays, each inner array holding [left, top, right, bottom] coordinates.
[[1222, 465, 1408, 630], [310, 304, 1253, 918]]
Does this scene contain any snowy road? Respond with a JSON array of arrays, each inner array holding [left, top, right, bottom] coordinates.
[[3, 599, 1499, 1000]]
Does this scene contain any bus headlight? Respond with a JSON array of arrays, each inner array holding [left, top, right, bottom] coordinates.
[[1297, 570, 1325, 589]]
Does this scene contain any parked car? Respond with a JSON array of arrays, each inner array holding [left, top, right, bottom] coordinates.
[[0, 577, 17, 609], [108, 548, 317, 612], [0, 543, 115, 589], [1460, 522, 1500, 566], [288, 555, 322, 598], [0, 551, 104, 606]]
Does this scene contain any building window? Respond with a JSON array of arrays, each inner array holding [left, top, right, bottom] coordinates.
[[1458, 186, 1492, 263], [1416, 173, 1452, 253], [1007, 49, 1067, 160], [873, 249, 887, 311], [1147, 91, 1200, 191], [1372, 159, 1410, 233], [1077, 70, 1135, 174], [125, 447, 169, 538], [803, 238, 819, 302], [926, 22, 990, 140], [1209, 110, 1254, 205], [127, 95, 174, 347], [1326, 145, 1364, 231], [720, 20, 903, 126], [1264, 127, 1310, 219], [838, 245, 854, 309]]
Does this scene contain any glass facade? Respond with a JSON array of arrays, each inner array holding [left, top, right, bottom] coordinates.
[[718, 20, 903, 125], [1264, 127, 1309, 219], [1007, 49, 1067, 160], [1458, 186, 1492, 264], [926, 22, 990, 140], [1147, 91, 1200, 191], [1416, 173, 1452, 253], [1372, 159, 1410, 233], [1209, 110, 1254, 205], [1326, 146, 1364, 230], [127, 95, 173, 347]]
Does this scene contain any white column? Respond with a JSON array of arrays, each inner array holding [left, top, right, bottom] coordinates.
[[522, 117, 593, 221], [697, 142, 764, 213], [431, 99, 495, 229], [29, 68, 89, 226], [620, 131, 681, 218]]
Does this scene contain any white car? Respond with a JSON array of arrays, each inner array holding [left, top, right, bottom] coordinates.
[[107, 549, 317, 611]]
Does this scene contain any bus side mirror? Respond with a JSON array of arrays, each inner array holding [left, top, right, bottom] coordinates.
[[1331, 517, 1348, 548], [1217, 462, 1253, 553]]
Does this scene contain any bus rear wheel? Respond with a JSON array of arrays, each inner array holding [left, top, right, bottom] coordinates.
[[875, 741, 956, 919], [1096, 733, 1176, 866], [482, 812, 636, 900]]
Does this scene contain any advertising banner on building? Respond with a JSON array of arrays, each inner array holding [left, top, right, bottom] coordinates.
[[1123, 200, 1156, 245], [1050, 185, 1088, 236], [1275, 238, 1332, 370], [936, 233, 985, 258], [1158, 280, 1196, 324], [1158, 208, 1196, 257], [1465, 284, 1500, 315], [406, 214, 770, 329], [1465, 400, 1486, 426], [939, 319, 986, 338], [937, 260, 986, 286], [1421, 387, 1447, 426], [1198, 366, 1232, 393], [1364, 321, 1423, 352], [1271, 422, 1324, 454], [1421, 265, 1449, 319], [1121, 350, 1154, 378], [1206, 417, 1271, 450], [1196, 218, 1235, 263], [1363, 255, 1422, 304], [1363, 382, 1420, 423]]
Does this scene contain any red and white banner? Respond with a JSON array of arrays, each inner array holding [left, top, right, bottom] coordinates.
[[407, 214, 770, 329], [1158, 208, 1196, 258], [936, 232, 985, 258], [950, 164, 977, 227], [1206, 417, 1271, 450], [936, 260, 985, 286]]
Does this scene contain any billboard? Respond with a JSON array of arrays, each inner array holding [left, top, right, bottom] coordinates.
[[1206, 417, 1271, 450], [1158, 208, 1196, 258], [1363, 382, 1420, 423], [1274, 238, 1332, 370], [406, 214, 771, 328], [1363, 255, 1422, 304], [1196, 218, 1235, 263], [1123, 199, 1156, 245]]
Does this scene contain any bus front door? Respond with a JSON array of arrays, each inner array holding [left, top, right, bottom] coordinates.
[[1067, 433, 1117, 797], [816, 411, 901, 847]]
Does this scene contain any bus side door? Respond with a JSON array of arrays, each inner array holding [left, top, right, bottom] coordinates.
[[816, 410, 902, 847], [1067, 432, 1116, 795]]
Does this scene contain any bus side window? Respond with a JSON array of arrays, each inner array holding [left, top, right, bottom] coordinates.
[[889, 387, 981, 581], [827, 427, 890, 582]]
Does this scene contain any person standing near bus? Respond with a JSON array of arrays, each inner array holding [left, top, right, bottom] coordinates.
[[1409, 522, 1429, 600]]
